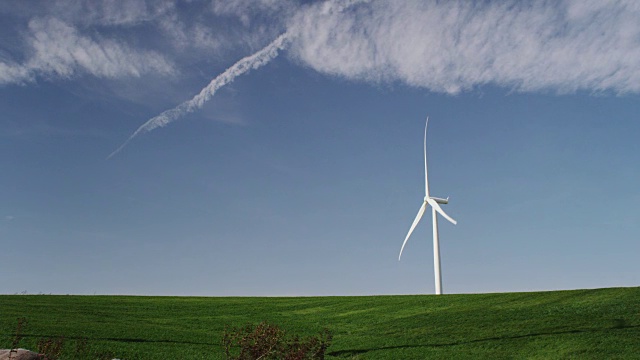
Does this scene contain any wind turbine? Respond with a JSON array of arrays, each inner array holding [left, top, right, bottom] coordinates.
[[398, 117, 457, 295]]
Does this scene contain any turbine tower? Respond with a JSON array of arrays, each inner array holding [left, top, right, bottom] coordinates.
[[398, 117, 457, 295]]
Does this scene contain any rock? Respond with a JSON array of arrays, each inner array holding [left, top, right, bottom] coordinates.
[[0, 349, 47, 360]]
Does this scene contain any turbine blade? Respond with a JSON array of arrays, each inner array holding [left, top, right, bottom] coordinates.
[[427, 198, 457, 225], [424, 117, 430, 198], [399, 202, 427, 260]]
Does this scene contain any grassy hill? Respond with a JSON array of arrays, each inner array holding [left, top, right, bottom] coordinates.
[[1, 287, 639, 359]]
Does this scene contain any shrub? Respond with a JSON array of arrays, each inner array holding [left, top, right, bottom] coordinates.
[[222, 322, 332, 360]]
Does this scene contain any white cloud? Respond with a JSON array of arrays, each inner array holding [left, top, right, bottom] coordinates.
[[211, 0, 296, 26], [3, 0, 639, 94], [0, 61, 30, 84], [158, 12, 225, 53], [287, 0, 640, 94], [0, 17, 174, 85], [0, 0, 174, 26], [74, 0, 173, 26], [108, 0, 640, 156]]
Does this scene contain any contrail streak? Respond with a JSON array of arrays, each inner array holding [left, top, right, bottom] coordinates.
[[107, 32, 289, 159]]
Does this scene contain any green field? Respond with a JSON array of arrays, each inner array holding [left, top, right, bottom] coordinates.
[[1, 287, 639, 359]]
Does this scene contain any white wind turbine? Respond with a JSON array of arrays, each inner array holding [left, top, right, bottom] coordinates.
[[398, 117, 457, 295]]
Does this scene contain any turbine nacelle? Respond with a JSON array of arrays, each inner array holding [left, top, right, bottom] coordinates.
[[426, 196, 449, 204]]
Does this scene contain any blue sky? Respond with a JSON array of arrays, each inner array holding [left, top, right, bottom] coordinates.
[[1, 0, 639, 296]]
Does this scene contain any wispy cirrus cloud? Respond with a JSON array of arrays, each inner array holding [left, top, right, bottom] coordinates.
[[3, 0, 640, 93], [0, 1, 285, 86], [211, 0, 296, 26], [288, 0, 640, 94], [2, 1, 640, 155], [106, 0, 640, 156], [0, 0, 174, 26], [0, 61, 30, 85], [0, 17, 174, 85]]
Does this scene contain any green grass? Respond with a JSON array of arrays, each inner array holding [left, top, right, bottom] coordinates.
[[1, 287, 639, 359]]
